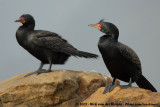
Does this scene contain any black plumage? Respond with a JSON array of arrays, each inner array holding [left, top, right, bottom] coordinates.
[[15, 14, 98, 76], [89, 20, 157, 93]]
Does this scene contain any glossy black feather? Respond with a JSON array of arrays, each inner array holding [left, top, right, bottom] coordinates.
[[31, 30, 79, 56], [118, 42, 141, 72]]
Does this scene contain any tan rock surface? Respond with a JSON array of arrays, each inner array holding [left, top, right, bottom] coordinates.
[[0, 70, 119, 107], [81, 87, 160, 107]]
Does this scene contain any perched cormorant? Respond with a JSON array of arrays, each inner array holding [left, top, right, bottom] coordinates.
[[15, 14, 98, 77], [89, 20, 157, 93]]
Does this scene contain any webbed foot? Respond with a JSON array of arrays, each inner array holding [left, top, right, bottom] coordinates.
[[103, 85, 120, 94], [119, 84, 132, 89], [24, 69, 52, 77], [103, 84, 132, 94]]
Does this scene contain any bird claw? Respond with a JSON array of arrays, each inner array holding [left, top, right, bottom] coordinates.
[[24, 69, 52, 77]]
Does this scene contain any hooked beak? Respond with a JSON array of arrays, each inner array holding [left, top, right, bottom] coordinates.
[[88, 24, 101, 30], [15, 20, 21, 22], [15, 18, 26, 24]]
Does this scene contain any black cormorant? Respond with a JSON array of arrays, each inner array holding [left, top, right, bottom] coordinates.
[[89, 20, 157, 93], [15, 14, 98, 77]]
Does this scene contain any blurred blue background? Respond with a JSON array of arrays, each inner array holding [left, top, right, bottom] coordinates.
[[0, 0, 159, 91]]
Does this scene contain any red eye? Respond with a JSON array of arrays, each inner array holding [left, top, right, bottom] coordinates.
[[20, 18, 26, 21], [19, 18, 26, 24]]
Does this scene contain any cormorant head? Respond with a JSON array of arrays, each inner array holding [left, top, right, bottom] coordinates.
[[15, 14, 35, 28], [89, 20, 119, 40]]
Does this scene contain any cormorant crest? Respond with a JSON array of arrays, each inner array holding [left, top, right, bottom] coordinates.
[[99, 19, 105, 23]]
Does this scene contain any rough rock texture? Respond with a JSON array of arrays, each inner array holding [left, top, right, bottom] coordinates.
[[81, 87, 160, 107], [0, 70, 119, 107]]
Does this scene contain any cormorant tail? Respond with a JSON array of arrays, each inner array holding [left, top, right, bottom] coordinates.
[[77, 50, 98, 58], [136, 75, 157, 92]]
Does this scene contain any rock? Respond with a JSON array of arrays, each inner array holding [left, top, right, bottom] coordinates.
[[0, 70, 119, 107], [81, 87, 160, 107]]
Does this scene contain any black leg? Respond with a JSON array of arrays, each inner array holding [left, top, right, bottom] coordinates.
[[47, 60, 52, 72], [112, 77, 116, 85], [38, 62, 44, 71], [24, 62, 44, 77], [36, 60, 52, 74], [120, 78, 132, 89]]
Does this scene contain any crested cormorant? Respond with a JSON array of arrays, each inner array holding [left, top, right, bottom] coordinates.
[[15, 14, 98, 77], [89, 19, 157, 93]]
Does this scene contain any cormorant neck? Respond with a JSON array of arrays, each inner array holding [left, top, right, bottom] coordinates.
[[112, 33, 119, 41], [104, 34, 119, 42], [22, 23, 35, 31]]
